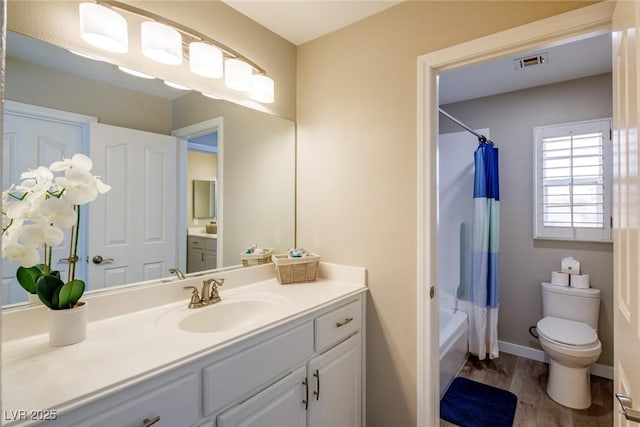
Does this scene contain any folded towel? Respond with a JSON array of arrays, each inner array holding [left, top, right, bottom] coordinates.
[[288, 248, 308, 258]]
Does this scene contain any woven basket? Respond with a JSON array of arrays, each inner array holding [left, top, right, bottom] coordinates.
[[272, 253, 320, 284], [241, 249, 274, 267]]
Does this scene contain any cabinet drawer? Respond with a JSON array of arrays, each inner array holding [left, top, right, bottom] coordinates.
[[189, 237, 204, 248], [71, 373, 198, 427], [315, 299, 362, 352], [203, 322, 314, 416]]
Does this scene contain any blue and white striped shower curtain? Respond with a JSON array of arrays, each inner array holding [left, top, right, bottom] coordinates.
[[469, 142, 500, 360]]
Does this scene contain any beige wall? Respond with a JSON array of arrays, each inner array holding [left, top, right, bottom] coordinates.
[[440, 73, 614, 366], [7, 0, 297, 120], [187, 151, 218, 226], [296, 1, 598, 425], [6, 57, 171, 134]]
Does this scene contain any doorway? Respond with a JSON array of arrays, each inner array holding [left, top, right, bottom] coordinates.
[[417, 2, 615, 425]]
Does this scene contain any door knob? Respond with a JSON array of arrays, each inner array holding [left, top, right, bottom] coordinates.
[[616, 393, 640, 423], [92, 255, 114, 265]]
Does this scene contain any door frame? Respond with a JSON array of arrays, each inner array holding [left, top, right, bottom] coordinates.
[[172, 117, 224, 269], [416, 2, 615, 425]]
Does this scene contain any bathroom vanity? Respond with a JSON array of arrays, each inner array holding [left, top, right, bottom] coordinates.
[[187, 228, 219, 273], [2, 263, 367, 427]]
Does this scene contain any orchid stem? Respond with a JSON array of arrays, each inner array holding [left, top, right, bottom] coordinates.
[[72, 205, 80, 281]]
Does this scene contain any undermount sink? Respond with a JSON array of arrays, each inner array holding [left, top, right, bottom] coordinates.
[[179, 299, 277, 333], [158, 292, 288, 334]]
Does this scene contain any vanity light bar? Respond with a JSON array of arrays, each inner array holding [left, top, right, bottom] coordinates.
[[80, 1, 275, 103], [93, 0, 266, 74]]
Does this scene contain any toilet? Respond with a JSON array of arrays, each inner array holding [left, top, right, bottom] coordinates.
[[536, 282, 601, 409]]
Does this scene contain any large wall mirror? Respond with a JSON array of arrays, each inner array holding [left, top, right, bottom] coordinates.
[[2, 29, 295, 306]]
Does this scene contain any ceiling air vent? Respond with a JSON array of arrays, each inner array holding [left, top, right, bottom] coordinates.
[[514, 52, 548, 69]]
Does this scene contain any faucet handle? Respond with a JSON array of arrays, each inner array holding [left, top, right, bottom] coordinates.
[[183, 286, 202, 308]]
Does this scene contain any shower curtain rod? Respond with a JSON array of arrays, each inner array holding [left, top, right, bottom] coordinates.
[[439, 108, 494, 145]]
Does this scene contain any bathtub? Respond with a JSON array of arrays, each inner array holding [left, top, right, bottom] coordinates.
[[439, 306, 469, 397]]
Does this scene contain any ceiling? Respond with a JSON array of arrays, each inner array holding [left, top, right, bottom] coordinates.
[[221, 0, 402, 46]]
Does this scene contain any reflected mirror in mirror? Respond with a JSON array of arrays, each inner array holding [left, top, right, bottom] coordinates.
[[2, 31, 295, 306], [193, 180, 216, 219]]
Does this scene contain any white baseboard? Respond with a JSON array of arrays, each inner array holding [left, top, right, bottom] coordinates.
[[498, 340, 613, 380]]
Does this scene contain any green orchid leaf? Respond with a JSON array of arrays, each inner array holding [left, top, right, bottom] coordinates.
[[57, 280, 85, 309], [36, 275, 64, 310], [16, 266, 43, 294]]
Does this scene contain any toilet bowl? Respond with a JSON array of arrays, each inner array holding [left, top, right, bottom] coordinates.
[[538, 283, 602, 409], [537, 316, 601, 409]]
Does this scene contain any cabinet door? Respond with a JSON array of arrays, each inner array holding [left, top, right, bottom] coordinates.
[[188, 248, 204, 273], [204, 249, 217, 270], [217, 367, 306, 427], [308, 334, 361, 427]]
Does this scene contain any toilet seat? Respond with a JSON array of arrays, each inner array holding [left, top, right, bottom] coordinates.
[[537, 317, 598, 348]]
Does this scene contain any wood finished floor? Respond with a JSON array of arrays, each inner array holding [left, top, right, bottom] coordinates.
[[440, 353, 613, 427]]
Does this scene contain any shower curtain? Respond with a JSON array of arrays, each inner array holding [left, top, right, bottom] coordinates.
[[469, 142, 500, 360]]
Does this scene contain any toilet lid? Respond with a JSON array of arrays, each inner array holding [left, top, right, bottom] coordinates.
[[537, 317, 598, 347]]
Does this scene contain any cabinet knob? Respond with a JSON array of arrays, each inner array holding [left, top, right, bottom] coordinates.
[[140, 416, 160, 427]]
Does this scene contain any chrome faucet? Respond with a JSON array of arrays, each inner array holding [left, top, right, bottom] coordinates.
[[169, 268, 186, 280], [183, 277, 224, 309]]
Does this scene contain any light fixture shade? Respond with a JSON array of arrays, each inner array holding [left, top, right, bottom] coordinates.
[[164, 80, 190, 90], [189, 42, 223, 79], [141, 21, 182, 65], [118, 66, 155, 79], [224, 58, 252, 92], [79, 2, 128, 53], [250, 74, 275, 103]]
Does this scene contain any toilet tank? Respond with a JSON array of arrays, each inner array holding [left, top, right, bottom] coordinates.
[[541, 282, 601, 330]]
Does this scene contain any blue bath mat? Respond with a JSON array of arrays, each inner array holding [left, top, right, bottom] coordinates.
[[440, 377, 517, 427]]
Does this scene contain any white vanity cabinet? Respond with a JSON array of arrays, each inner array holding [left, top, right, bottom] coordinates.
[[215, 298, 363, 427], [187, 236, 217, 272], [5, 289, 365, 427]]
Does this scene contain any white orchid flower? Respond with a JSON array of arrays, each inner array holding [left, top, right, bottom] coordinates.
[[95, 177, 111, 194], [4, 240, 41, 267], [16, 166, 54, 199], [50, 153, 93, 173], [39, 197, 76, 229], [55, 168, 99, 205], [5, 195, 47, 221], [20, 221, 65, 249]]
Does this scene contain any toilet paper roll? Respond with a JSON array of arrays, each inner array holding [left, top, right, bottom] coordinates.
[[551, 271, 570, 286], [570, 273, 590, 288], [561, 256, 580, 274]]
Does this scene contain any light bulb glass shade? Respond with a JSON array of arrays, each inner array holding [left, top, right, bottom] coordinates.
[[224, 58, 252, 92], [118, 66, 155, 79], [164, 80, 190, 90], [141, 21, 182, 65], [250, 74, 275, 103], [189, 42, 223, 79], [79, 2, 128, 53], [201, 92, 221, 100]]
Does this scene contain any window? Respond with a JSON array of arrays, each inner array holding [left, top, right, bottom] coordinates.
[[533, 118, 612, 242]]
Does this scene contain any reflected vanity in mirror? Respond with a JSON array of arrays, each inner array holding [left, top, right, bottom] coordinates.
[[193, 180, 217, 219], [2, 30, 295, 306]]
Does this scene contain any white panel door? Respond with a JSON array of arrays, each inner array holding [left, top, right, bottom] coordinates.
[[2, 109, 87, 304], [88, 123, 178, 289], [613, 1, 640, 425]]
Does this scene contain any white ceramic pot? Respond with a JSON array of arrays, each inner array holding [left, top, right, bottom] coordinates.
[[49, 302, 87, 347], [27, 293, 41, 304]]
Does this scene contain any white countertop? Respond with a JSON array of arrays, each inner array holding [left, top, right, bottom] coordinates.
[[187, 227, 217, 238], [1, 263, 367, 422]]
